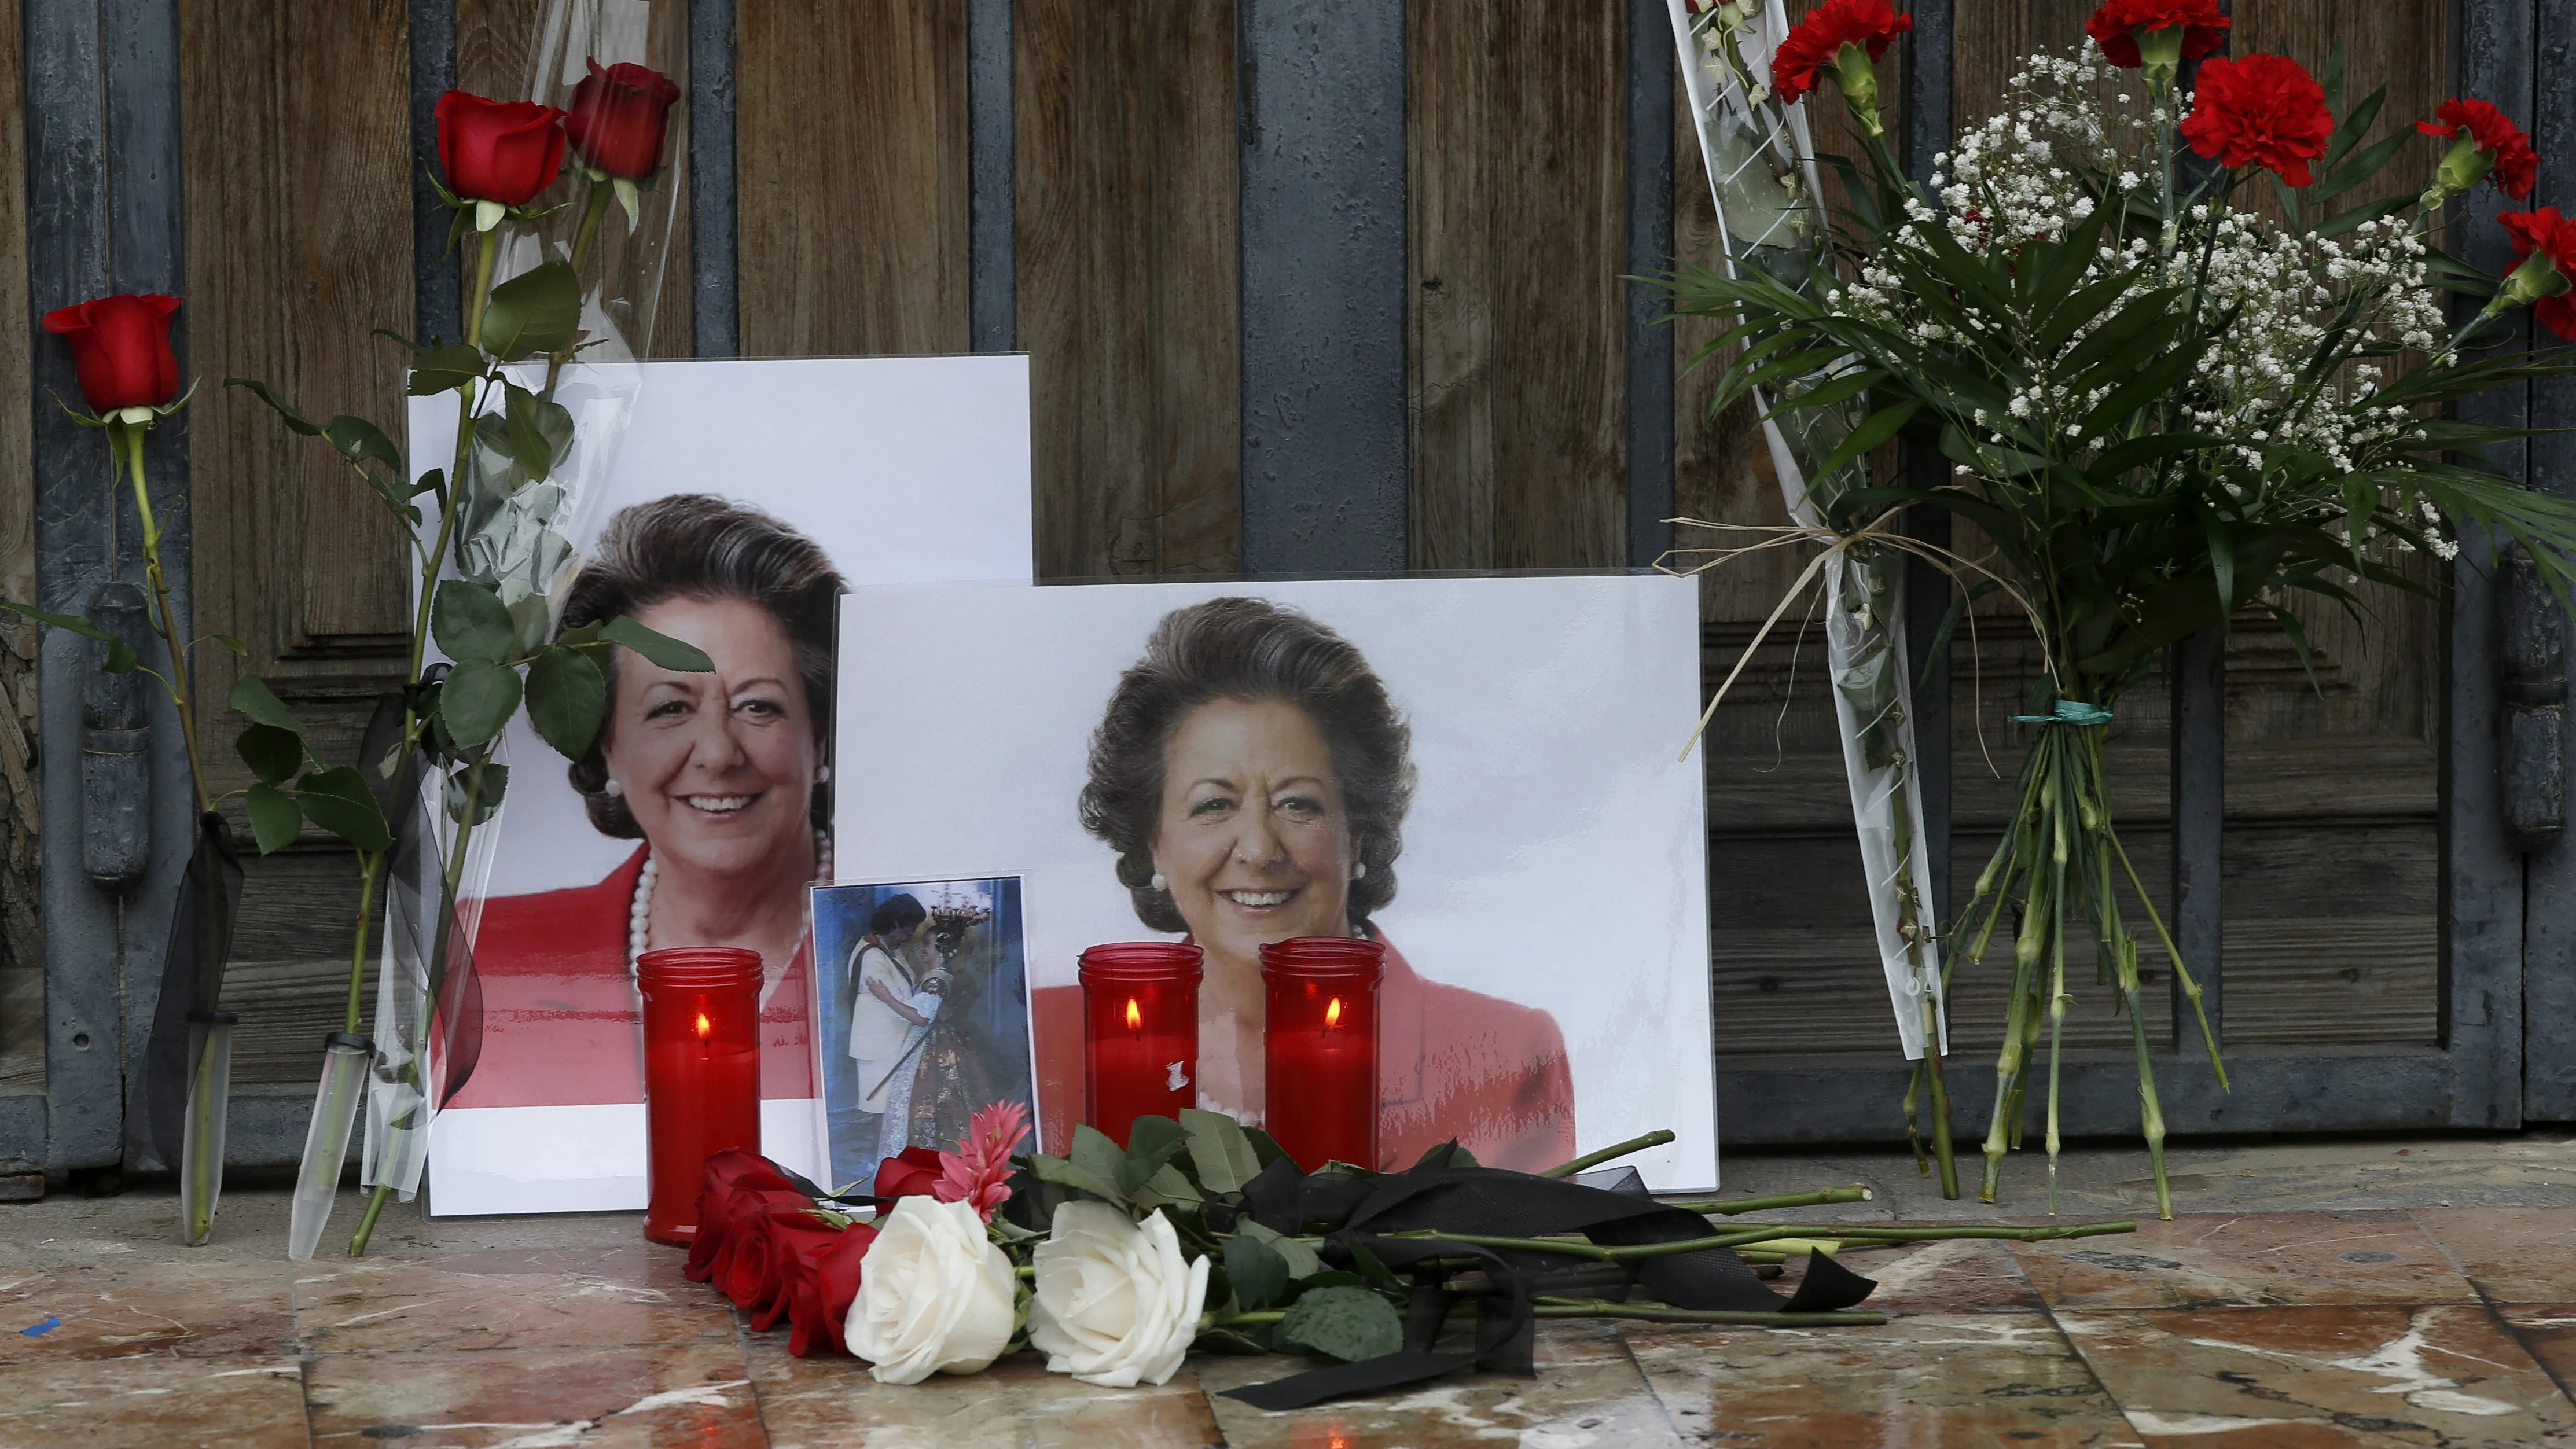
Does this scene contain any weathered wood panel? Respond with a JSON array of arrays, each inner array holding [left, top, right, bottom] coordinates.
[[0, 0, 41, 1094], [1017, 2, 1237, 580], [737, 2, 967, 358], [181, 0, 420, 1076], [1410, 0, 1627, 572]]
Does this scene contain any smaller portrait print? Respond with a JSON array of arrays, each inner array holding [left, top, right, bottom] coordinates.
[[810, 877, 1038, 1194]]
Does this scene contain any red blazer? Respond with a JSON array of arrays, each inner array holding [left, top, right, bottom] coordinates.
[[450, 847, 817, 1109], [1033, 936, 1575, 1172]]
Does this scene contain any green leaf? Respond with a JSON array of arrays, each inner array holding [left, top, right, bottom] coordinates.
[[207, 634, 248, 656], [501, 381, 575, 483], [1275, 1285, 1405, 1363], [432, 580, 517, 665], [1241, 1127, 1292, 1171], [439, 658, 521, 750], [508, 594, 552, 657], [244, 782, 304, 855], [322, 415, 403, 475], [235, 723, 304, 786], [479, 260, 583, 362], [1813, 400, 1919, 483], [1239, 1220, 1324, 1281], [524, 645, 607, 760], [1119, 1115, 1191, 1195], [1181, 1108, 1263, 1196], [224, 378, 322, 435], [229, 674, 306, 733], [296, 766, 394, 853], [406, 343, 487, 395], [443, 762, 510, 827], [1027, 1150, 1126, 1205], [0, 599, 138, 672], [1225, 1234, 1290, 1311], [602, 615, 715, 672], [1134, 1163, 1202, 1209]]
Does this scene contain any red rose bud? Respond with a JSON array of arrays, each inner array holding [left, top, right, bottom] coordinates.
[[682, 1149, 814, 1284], [2085, 0, 2229, 73], [873, 1144, 947, 1201], [748, 1211, 852, 1332], [2417, 98, 2538, 203], [2179, 53, 2334, 189], [784, 1223, 879, 1358], [42, 293, 181, 416], [564, 60, 681, 181], [2498, 207, 2576, 341], [436, 90, 568, 208], [1769, 0, 1910, 117]]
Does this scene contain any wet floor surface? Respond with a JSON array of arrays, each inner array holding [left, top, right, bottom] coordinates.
[[7, 1141, 2576, 1447]]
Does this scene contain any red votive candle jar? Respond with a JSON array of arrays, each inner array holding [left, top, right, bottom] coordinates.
[[1261, 937, 1384, 1171], [1079, 942, 1203, 1146], [637, 947, 763, 1246]]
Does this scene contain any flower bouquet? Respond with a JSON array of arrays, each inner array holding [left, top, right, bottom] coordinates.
[[1667, 0, 2576, 1215], [688, 1105, 2140, 1408]]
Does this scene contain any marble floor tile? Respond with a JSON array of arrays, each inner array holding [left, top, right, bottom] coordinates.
[[1810, 1238, 2044, 1314], [2011, 1211, 2477, 1310], [2415, 1208, 2576, 1303], [1196, 1329, 1687, 1449], [2500, 1304, 2576, 1395], [0, 1261, 296, 1361], [0, 1355, 308, 1448], [2060, 1303, 2576, 1447], [1625, 1311, 2141, 1447], [746, 1336, 1224, 1449], [293, 1245, 733, 1353], [303, 1338, 761, 1447]]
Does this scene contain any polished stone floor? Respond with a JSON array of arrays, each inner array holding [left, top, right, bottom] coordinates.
[[7, 1133, 2576, 1447]]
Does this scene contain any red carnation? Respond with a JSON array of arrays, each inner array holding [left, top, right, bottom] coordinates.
[[2085, 0, 2229, 70], [2417, 98, 2538, 201], [1769, 0, 1912, 108], [2502, 208, 2576, 341], [2180, 54, 2335, 188]]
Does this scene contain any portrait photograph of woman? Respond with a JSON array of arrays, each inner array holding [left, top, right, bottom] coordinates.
[[831, 575, 1719, 1189], [417, 356, 1033, 1215]]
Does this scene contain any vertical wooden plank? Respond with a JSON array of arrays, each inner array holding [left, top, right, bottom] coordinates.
[[2524, 0, 2576, 1119], [968, 0, 1014, 355], [689, 0, 736, 357], [1625, 0, 1675, 568], [1017, 2, 1238, 580], [1411, 0, 1626, 572], [0, 0, 40, 1098], [736, 2, 968, 357]]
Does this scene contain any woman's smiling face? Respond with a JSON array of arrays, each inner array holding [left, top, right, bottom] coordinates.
[[600, 594, 817, 880], [1149, 696, 1357, 963]]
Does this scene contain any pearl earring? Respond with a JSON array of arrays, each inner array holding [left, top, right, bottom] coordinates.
[[604, 778, 624, 797], [1353, 861, 1367, 880], [816, 765, 832, 784], [1149, 873, 1167, 892]]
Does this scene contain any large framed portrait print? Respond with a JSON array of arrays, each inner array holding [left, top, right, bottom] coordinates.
[[418, 356, 1034, 1216], [832, 575, 1719, 1190]]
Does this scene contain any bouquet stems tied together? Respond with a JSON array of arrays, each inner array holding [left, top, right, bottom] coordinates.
[[1667, 1, 2576, 1216]]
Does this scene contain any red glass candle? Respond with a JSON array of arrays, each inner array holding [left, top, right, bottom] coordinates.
[[1261, 937, 1384, 1171], [1079, 942, 1203, 1146], [637, 947, 763, 1246]]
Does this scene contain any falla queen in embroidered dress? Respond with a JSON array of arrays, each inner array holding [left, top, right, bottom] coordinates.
[[1036, 597, 1578, 1171], [456, 495, 846, 1114]]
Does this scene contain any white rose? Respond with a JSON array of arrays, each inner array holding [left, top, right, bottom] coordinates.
[[1026, 1201, 1212, 1388], [846, 1196, 1017, 1385]]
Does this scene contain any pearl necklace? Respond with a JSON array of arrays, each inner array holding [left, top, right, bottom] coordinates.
[[628, 829, 833, 980]]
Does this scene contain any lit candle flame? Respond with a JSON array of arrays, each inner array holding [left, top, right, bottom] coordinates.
[[1125, 997, 1142, 1032], [1325, 996, 1343, 1029], [694, 1010, 711, 1039]]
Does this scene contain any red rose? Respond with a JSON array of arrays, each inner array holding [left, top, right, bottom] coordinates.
[[873, 1145, 948, 1201], [2502, 208, 2576, 341], [42, 294, 181, 414], [781, 1223, 879, 1357], [2085, 0, 2229, 70], [2180, 53, 2334, 188], [682, 1148, 813, 1285], [747, 1211, 852, 1331], [1769, 0, 1911, 108], [564, 60, 681, 181], [2417, 98, 2538, 201], [436, 90, 568, 206]]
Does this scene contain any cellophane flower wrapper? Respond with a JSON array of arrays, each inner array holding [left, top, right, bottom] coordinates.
[[1664, 0, 1946, 1056]]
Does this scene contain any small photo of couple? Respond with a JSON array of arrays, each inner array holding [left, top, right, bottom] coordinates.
[[811, 877, 1037, 1193]]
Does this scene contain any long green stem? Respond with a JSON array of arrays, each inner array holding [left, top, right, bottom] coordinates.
[[1538, 1130, 1677, 1179], [542, 183, 618, 402], [122, 424, 211, 814], [466, 228, 499, 350], [1663, 1186, 1873, 1216], [182, 1030, 224, 1244], [344, 851, 381, 1034]]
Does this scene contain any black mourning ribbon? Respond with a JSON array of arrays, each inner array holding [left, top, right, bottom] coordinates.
[[1221, 1147, 1877, 1411], [145, 812, 245, 1165]]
